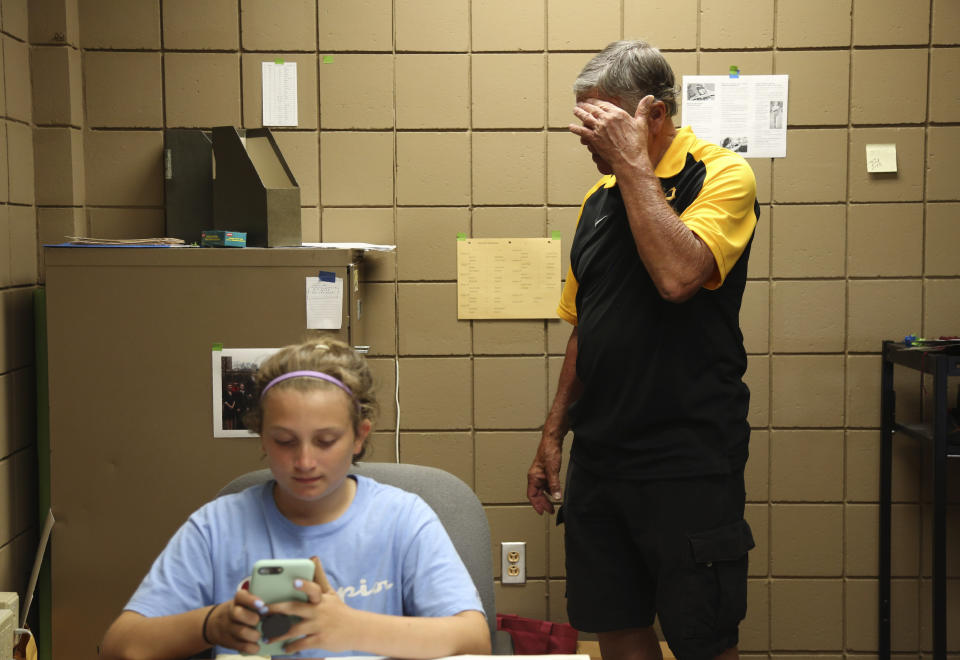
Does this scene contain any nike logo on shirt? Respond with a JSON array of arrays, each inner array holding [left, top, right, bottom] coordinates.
[[594, 214, 609, 227]]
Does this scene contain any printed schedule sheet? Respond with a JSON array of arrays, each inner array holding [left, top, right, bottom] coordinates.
[[456, 237, 561, 319]]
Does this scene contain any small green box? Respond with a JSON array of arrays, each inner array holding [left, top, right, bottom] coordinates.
[[201, 230, 247, 247]]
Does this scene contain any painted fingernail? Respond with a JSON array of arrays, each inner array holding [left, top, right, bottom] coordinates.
[[294, 578, 304, 588], [253, 599, 265, 609], [259, 605, 270, 615]]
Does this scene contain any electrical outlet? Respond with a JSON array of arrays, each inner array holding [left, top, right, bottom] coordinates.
[[501, 541, 526, 584]]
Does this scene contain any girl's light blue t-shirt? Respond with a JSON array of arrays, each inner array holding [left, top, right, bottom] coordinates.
[[125, 475, 484, 657]]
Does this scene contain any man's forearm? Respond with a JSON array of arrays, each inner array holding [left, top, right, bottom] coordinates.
[[543, 326, 583, 440], [528, 322, 582, 511], [615, 158, 716, 303]]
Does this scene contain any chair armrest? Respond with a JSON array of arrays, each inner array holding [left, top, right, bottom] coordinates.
[[492, 629, 515, 655]]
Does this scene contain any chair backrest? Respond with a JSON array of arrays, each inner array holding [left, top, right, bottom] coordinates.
[[216, 462, 499, 645]]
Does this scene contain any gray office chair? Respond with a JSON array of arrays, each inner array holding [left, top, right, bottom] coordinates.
[[217, 462, 513, 654]]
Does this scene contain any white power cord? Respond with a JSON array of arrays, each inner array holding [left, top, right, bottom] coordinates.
[[394, 356, 400, 462]]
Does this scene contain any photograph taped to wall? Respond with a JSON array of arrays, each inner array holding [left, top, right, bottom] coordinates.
[[212, 347, 280, 438]]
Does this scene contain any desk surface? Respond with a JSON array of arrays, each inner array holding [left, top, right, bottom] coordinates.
[[216, 656, 592, 660]]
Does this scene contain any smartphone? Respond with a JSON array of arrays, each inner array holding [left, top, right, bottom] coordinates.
[[249, 558, 316, 656]]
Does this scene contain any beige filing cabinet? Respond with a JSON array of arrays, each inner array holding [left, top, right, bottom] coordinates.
[[43, 246, 365, 658]]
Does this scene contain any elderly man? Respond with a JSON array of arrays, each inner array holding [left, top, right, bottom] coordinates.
[[527, 41, 759, 660]]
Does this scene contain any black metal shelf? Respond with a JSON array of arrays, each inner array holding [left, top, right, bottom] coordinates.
[[892, 423, 960, 457], [880, 340, 958, 660], [883, 341, 960, 376]]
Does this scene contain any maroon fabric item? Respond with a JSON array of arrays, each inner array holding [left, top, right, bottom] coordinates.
[[497, 613, 579, 654]]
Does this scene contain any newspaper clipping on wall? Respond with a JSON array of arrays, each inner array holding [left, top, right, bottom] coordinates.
[[681, 74, 789, 158]]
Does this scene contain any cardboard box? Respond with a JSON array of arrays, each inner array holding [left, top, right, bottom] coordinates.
[[212, 126, 301, 247], [0, 592, 18, 622], [201, 229, 247, 247], [0, 610, 12, 660]]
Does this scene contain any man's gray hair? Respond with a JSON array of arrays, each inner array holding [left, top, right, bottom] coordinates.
[[573, 40, 678, 117]]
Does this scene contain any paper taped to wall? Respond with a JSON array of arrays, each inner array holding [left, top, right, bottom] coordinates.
[[681, 74, 789, 158], [262, 61, 298, 127], [456, 237, 561, 319], [306, 275, 343, 329], [866, 143, 897, 173]]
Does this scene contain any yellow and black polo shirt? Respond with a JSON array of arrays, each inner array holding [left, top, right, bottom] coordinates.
[[559, 126, 760, 480]]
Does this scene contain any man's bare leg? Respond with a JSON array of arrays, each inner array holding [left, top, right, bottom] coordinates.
[[597, 627, 662, 660]]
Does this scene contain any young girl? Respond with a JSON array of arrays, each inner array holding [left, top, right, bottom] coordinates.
[[100, 339, 490, 659]]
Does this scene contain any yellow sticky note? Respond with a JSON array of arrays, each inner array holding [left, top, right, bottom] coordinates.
[[866, 143, 897, 173]]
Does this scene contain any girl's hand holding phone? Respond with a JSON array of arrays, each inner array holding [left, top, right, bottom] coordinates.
[[203, 557, 322, 655], [201, 587, 268, 656], [261, 556, 359, 654]]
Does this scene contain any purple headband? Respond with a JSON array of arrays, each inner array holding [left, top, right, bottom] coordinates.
[[260, 370, 357, 408]]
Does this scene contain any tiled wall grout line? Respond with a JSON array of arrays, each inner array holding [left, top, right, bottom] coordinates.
[[841, 4, 855, 650]]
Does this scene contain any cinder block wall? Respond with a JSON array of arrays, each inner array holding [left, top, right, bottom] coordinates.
[[4, 0, 960, 654], [0, 0, 40, 602]]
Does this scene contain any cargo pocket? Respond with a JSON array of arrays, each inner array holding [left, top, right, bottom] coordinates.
[[683, 518, 755, 639]]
